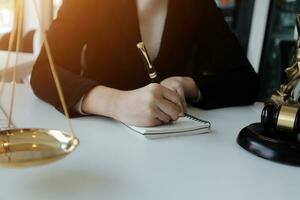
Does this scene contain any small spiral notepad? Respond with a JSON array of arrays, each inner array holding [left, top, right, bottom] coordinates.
[[125, 114, 211, 139]]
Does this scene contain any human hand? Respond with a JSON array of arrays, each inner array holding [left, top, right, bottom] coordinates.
[[113, 83, 185, 127], [160, 76, 199, 112], [161, 77, 188, 113]]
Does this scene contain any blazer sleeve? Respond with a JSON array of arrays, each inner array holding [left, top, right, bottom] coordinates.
[[189, 0, 259, 109], [30, 0, 99, 117]]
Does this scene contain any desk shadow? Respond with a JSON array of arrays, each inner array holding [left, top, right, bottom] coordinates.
[[28, 170, 118, 196]]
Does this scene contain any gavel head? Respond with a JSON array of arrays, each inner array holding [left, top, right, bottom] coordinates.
[[261, 103, 300, 135]]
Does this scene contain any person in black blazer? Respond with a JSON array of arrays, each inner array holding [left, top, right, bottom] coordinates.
[[31, 0, 259, 126]]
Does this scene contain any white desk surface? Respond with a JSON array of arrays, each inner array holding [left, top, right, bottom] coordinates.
[[0, 51, 36, 82], [0, 50, 35, 67], [0, 84, 299, 200]]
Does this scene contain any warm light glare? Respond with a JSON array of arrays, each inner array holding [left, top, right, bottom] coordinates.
[[53, 0, 63, 19], [0, 0, 14, 35]]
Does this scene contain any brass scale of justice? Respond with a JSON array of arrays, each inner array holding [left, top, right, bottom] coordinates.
[[0, 0, 79, 168]]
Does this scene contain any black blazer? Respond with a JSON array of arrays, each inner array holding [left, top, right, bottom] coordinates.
[[31, 0, 259, 117]]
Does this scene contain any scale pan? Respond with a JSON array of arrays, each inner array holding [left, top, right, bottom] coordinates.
[[0, 128, 79, 168]]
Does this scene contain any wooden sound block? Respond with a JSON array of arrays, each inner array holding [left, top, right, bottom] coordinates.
[[237, 123, 300, 167]]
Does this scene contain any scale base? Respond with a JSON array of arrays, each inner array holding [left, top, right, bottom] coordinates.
[[237, 123, 300, 166]]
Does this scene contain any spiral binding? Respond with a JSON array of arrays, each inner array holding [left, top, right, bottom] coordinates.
[[185, 113, 211, 127]]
